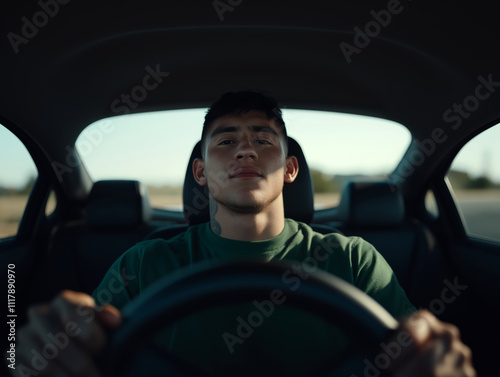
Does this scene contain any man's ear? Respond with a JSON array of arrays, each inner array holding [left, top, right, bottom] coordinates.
[[193, 158, 207, 186], [284, 156, 299, 183]]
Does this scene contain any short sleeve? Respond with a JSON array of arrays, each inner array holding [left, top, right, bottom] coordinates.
[[91, 244, 144, 310], [350, 238, 416, 319]]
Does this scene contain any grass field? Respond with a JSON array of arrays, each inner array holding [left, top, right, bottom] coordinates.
[[0, 196, 25, 238], [0, 195, 56, 238], [1, 190, 498, 238]]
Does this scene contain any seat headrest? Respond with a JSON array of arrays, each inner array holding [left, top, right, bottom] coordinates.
[[85, 180, 152, 228], [337, 180, 404, 227], [183, 137, 314, 225]]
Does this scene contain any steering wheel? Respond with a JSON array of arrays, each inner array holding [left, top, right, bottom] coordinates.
[[105, 259, 399, 376]]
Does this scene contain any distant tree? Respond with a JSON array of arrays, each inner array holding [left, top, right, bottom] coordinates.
[[20, 176, 36, 195], [446, 170, 471, 189], [147, 185, 182, 196], [0, 179, 36, 196], [466, 176, 494, 189], [309, 168, 339, 193]]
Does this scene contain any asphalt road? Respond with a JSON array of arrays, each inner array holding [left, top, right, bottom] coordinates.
[[457, 199, 500, 242]]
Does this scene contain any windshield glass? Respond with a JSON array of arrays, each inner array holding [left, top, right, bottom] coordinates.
[[76, 109, 411, 210]]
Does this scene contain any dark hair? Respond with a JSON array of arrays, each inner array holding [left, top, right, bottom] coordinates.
[[201, 90, 288, 156]]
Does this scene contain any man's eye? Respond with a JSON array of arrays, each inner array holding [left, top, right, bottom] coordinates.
[[218, 140, 233, 145], [256, 139, 271, 144]]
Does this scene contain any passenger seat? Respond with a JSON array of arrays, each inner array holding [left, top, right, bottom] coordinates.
[[30, 180, 156, 302], [333, 179, 445, 309]]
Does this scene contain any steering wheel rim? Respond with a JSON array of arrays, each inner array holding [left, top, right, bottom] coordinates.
[[106, 259, 399, 376]]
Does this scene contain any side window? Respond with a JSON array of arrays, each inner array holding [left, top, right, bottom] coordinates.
[[0, 125, 38, 238], [447, 124, 500, 242]]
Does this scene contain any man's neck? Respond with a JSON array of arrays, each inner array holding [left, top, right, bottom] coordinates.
[[209, 198, 285, 241]]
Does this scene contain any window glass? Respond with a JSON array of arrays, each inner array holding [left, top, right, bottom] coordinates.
[[0, 125, 38, 238], [77, 109, 411, 210], [447, 124, 500, 242]]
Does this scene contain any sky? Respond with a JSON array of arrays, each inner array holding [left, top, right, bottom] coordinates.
[[1, 109, 499, 189]]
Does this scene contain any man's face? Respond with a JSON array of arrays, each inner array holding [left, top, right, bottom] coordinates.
[[193, 110, 298, 213]]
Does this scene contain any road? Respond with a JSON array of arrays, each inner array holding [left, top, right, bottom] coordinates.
[[455, 191, 500, 242], [457, 201, 500, 241]]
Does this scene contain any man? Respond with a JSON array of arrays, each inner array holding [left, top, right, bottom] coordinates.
[[15, 91, 475, 376]]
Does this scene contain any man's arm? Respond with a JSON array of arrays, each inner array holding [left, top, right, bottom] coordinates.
[[14, 290, 120, 377], [343, 236, 476, 376], [13, 243, 144, 376]]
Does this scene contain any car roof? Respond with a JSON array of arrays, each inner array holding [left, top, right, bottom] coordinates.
[[1, 0, 499, 200]]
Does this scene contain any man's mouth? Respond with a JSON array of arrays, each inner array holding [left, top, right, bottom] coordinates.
[[230, 167, 262, 179]]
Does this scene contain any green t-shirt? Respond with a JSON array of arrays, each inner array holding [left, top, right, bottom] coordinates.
[[92, 219, 415, 375]]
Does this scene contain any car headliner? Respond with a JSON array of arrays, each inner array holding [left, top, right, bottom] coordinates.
[[1, 1, 499, 201]]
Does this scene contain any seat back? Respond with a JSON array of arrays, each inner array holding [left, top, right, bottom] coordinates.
[[334, 179, 445, 307], [85, 180, 152, 229], [337, 180, 404, 228], [30, 180, 156, 301]]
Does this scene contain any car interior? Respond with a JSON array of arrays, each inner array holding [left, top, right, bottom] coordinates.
[[1, 1, 499, 376]]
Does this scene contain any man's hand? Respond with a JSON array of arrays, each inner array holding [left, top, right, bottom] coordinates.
[[15, 290, 121, 377], [391, 310, 476, 377]]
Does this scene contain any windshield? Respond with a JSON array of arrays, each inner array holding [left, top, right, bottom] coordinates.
[[76, 109, 411, 210]]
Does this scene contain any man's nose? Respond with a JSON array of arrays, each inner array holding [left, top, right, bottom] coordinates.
[[235, 139, 258, 160]]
